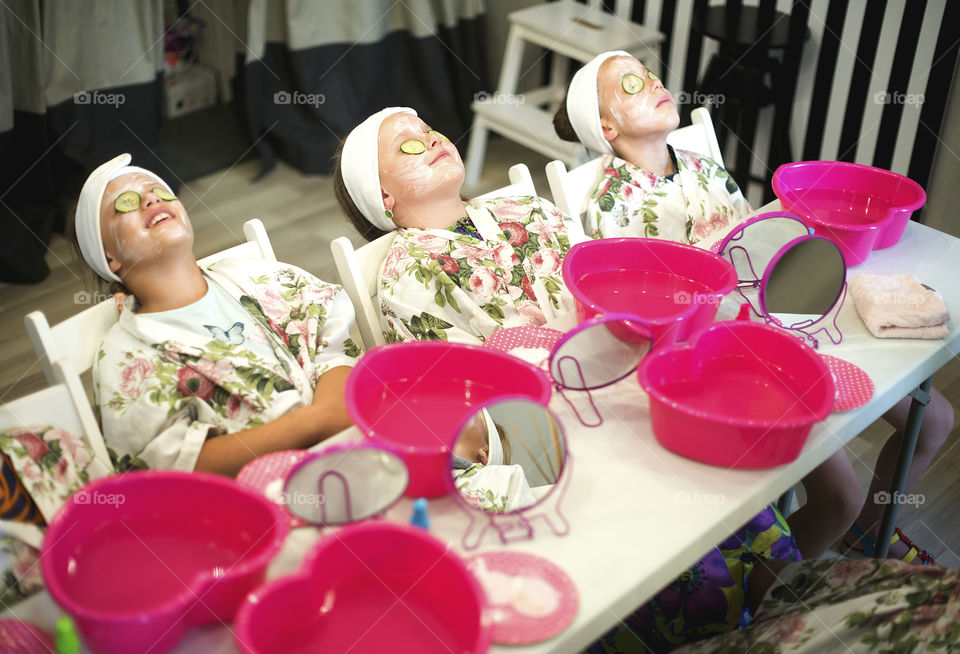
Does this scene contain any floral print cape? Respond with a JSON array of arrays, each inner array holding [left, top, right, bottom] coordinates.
[[93, 258, 361, 472], [0, 521, 43, 608], [453, 462, 536, 513], [378, 196, 588, 344], [587, 149, 751, 245], [672, 558, 960, 653], [0, 425, 110, 523], [588, 504, 800, 653]]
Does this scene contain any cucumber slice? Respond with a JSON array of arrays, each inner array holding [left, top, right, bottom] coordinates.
[[647, 70, 659, 81], [152, 186, 176, 201], [427, 129, 449, 142], [114, 191, 141, 213], [400, 139, 426, 155], [621, 74, 644, 94]]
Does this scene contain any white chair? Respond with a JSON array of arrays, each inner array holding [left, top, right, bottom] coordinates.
[[332, 164, 537, 350], [25, 218, 276, 385], [464, 0, 664, 186], [546, 107, 725, 223], [0, 359, 113, 520]]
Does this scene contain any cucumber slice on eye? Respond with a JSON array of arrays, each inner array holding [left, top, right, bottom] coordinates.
[[152, 186, 176, 201], [622, 74, 644, 94], [647, 70, 659, 81], [114, 191, 141, 213], [427, 129, 449, 142], [400, 139, 426, 155]]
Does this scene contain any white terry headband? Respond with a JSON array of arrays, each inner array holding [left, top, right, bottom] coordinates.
[[482, 408, 504, 466], [76, 153, 174, 283], [342, 107, 417, 232], [567, 50, 632, 155]]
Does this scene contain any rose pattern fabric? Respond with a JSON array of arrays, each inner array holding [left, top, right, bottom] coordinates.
[[94, 258, 361, 472], [587, 149, 751, 245], [378, 195, 587, 344]]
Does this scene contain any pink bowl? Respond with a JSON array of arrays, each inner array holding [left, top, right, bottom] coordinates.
[[638, 322, 834, 468], [345, 341, 552, 498], [562, 238, 736, 345], [773, 161, 926, 265], [235, 522, 491, 653], [41, 471, 287, 654]]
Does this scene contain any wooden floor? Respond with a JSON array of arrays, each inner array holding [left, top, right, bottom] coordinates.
[[1, 139, 958, 566]]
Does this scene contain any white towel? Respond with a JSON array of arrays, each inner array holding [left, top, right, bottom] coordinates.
[[341, 107, 416, 231], [850, 273, 949, 339], [566, 50, 630, 155]]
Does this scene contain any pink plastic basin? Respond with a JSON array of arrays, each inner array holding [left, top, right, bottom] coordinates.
[[638, 322, 834, 468], [345, 341, 552, 498], [773, 161, 926, 265], [562, 238, 736, 345], [41, 471, 287, 654], [235, 522, 491, 654]]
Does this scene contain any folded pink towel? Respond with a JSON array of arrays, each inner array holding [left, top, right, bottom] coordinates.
[[850, 274, 950, 339]]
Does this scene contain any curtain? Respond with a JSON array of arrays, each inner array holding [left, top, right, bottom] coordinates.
[[242, 0, 489, 177], [0, 1, 168, 283]]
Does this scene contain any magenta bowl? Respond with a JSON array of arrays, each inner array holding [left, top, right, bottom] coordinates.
[[773, 161, 926, 265], [562, 238, 736, 345], [345, 341, 552, 498], [41, 471, 287, 654], [235, 522, 491, 653], [638, 321, 834, 468]]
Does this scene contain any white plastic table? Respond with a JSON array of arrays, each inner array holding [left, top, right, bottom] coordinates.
[[7, 220, 959, 653]]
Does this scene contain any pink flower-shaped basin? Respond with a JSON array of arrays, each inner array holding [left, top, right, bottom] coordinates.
[[235, 522, 491, 653], [563, 238, 736, 345], [345, 341, 552, 498], [638, 322, 834, 467], [41, 471, 288, 654]]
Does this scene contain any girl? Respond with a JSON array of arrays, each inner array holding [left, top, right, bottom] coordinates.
[[554, 51, 750, 243], [333, 107, 588, 344], [74, 154, 360, 476]]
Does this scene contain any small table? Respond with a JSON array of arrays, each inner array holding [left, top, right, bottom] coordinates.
[[9, 215, 959, 653]]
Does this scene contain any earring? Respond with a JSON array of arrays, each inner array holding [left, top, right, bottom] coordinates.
[[384, 209, 393, 220]]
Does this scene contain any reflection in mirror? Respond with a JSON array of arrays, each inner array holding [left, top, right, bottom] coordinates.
[[763, 237, 846, 316], [549, 314, 653, 391], [284, 445, 408, 525], [720, 214, 811, 285], [451, 400, 566, 514]]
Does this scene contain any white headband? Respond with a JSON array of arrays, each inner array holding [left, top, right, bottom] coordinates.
[[482, 408, 504, 466], [75, 153, 173, 283], [566, 50, 632, 155], [341, 107, 417, 232]]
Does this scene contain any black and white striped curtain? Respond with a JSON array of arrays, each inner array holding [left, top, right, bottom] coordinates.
[[243, 0, 489, 177], [594, 0, 958, 213]]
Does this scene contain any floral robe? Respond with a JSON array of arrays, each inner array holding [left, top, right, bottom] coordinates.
[[93, 258, 361, 471], [587, 149, 751, 245], [378, 196, 587, 344]]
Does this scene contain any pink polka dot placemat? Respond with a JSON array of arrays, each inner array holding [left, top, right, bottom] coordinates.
[[236, 450, 311, 527], [0, 620, 54, 653], [483, 326, 564, 368], [466, 551, 578, 645], [821, 354, 874, 412]]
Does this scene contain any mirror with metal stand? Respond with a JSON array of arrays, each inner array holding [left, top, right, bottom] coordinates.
[[449, 399, 571, 550], [717, 212, 847, 347], [284, 443, 409, 526], [548, 313, 654, 426]]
